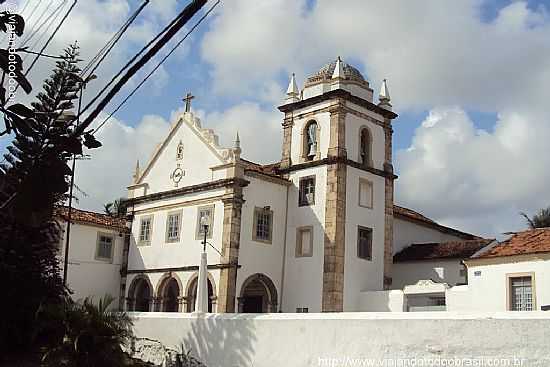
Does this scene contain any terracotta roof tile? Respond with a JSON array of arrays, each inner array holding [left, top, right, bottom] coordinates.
[[393, 205, 480, 240], [394, 239, 494, 262], [55, 206, 128, 232], [471, 228, 550, 259], [240, 159, 288, 182]]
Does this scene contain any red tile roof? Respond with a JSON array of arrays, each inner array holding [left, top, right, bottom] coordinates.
[[394, 239, 494, 262], [471, 228, 550, 259], [240, 159, 289, 182], [55, 206, 128, 232], [393, 205, 480, 240]]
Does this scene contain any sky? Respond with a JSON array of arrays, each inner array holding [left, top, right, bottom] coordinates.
[[1, 0, 550, 239]]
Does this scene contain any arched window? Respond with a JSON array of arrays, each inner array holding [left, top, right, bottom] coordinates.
[[359, 127, 372, 167], [303, 120, 318, 161], [157, 275, 182, 312], [186, 277, 215, 312]]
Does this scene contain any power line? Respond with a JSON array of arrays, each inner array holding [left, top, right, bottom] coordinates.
[[20, 0, 55, 46], [93, 0, 220, 135], [76, 1, 190, 119], [80, 0, 150, 79], [21, 0, 67, 50], [22, 1, 68, 62], [73, 0, 208, 138]]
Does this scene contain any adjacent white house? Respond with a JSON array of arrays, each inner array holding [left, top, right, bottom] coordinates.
[[55, 207, 128, 305], [462, 228, 550, 312]]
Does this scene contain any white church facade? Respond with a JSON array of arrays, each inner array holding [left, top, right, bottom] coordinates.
[[117, 57, 491, 314]]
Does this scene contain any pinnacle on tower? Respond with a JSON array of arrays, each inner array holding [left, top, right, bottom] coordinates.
[[132, 159, 141, 183], [332, 56, 344, 79], [378, 79, 392, 111], [284, 73, 300, 104]]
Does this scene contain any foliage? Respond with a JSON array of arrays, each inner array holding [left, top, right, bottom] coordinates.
[[38, 295, 135, 367], [521, 207, 550, 229], [104, 197, 128, 218]]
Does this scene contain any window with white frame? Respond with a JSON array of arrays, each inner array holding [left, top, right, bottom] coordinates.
[[96, 233, 114, 261], [196, 205, 214, 239], [296, 226, 313, 257], [165, 211, 182, 242], [299, 176, 315, 206], [138, 216, 153, 245], [358, 178, 373, 208], [253, 207, 273, 243], [357, 226, 372, 260], [509, 275, 534, 311]]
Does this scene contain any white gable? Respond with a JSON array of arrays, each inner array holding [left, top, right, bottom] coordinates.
[[132, 112, 236, 195]]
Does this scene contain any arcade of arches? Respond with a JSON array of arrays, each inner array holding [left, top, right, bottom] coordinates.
[[127, 272, 278, 313]]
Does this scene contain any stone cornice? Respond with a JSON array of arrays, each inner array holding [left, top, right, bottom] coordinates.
[[277, 157, 398, 180], [127, 178, 250, 205], [278, 88, 398, 120], [126, 263, 241, 274]]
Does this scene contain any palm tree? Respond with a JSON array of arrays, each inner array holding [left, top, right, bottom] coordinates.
[[41, 295, 134, 367], [521, 206, 550, 229], [104, 197, 127, 218]]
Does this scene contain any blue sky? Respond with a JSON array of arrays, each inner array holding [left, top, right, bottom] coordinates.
[[3, 0, 550, 238]]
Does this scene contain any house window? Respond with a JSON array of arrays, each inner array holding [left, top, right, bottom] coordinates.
[[95, 233, 114, 261], [296, 226, 313, 257], [357, 226, 372, 260], [165, 211, 182, 243], [196, 205, 214, 240], [299, 176, 315, 206], [359, 127, 372, 166], [303, 120, 318, 161], [138, 216, 153, 245], [509, 275, 534, 311], [252, 207, 273, 243], [296, 307, 309, 313], [358, 178, 373, 208]]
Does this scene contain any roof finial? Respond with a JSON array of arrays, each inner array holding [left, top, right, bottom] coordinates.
[[284, 73, 300, 104], [132, 159, 141, 183], [233, 131, 241, 161], [234, 131, 241, 150], [378, 78, 392, 111], [332, 56, 344, 79]]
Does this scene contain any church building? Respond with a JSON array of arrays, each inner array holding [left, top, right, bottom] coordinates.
[[122, 57, 481, 313]]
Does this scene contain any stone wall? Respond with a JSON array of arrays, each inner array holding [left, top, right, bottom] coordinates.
[[131, 312, 550, 367]]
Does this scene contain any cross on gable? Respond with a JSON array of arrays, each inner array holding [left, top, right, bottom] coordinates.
[[183, 92, 195, 112]]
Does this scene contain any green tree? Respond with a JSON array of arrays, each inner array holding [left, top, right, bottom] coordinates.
[[0, 43, 86, 354], [521, 207, 550, 229], [104, 197, 128, 218], [40, 295, 134, 367]]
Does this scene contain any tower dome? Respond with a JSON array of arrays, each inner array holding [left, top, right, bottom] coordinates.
[[304, 57, 368, 87]]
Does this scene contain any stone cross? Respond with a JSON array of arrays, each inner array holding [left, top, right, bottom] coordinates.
[[183, 92, 195, 112]]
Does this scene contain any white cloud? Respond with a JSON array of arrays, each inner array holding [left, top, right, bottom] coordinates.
[[395, 107, 550, 237], [73, 113, 170, 212], [200, 102, 281, 164]]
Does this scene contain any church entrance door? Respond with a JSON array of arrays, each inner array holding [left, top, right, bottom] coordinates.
[[238, 273, 278, 313], [242, 296, 263, 313]]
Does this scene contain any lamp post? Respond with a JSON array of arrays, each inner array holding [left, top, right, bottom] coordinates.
[[195, 215, 210, 313]]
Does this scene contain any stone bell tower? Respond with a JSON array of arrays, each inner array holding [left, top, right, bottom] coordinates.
[[278, 57, 398, 312]]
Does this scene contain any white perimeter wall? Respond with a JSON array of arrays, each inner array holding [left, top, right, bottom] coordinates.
[[392, 259, 465, 289], [58, 222, 123, 305], [131, 312, 550, 367]]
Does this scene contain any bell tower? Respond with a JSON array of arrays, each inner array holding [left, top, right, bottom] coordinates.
[[278, 57, 398, 312]]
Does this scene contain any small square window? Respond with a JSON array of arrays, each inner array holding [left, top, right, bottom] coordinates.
[[296, 307, 309, 313], [138, 216, 153, 245], [357, 226, 372, 260], [358, 178, 373, 208], [299, 176, 315, 206], [196, 205, 214, 240], [96, 233, 114, 261], [252, 207, 273, 243], [296, 226, 313, 257], [166, 211, 182, 243]]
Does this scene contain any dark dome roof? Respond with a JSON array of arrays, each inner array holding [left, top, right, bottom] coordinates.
[[305, 58, 367, 85]]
